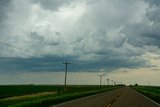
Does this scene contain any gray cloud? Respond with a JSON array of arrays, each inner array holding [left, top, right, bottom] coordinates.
[[0, 0, 11, 23], [122, 0, 160, 48], [31, 0, 72, 10], [145, 0, 160, 6], [0, 0, 160, 72], [0, 0, 12, 42]]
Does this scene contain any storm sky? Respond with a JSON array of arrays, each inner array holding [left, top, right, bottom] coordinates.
[[0, 0, 160, 85]]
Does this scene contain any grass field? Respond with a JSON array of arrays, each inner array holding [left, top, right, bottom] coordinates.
[[0, 85, 121, 107], [133, 86, 160, 104]]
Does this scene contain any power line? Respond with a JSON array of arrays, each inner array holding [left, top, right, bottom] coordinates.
[[0, 41, 40, 55]]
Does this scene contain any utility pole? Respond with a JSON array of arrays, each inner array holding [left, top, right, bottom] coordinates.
[[98, 74, 105, 86], [63, 61, 71, 91], [114, 81, 116, 85], [107, 79, 110, 86], [111, 80, 114, 85], [100, 75, 102, 86], [148, 81, 150, 86]]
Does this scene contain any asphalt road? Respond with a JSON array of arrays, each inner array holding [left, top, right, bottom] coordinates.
[[53, 87, 160, 107]]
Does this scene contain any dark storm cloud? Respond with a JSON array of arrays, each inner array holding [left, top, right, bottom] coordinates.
[[0, 53, 148, 72], [123, 0, 160, 48], [144, 0, 160, 6], [144, 2, 160, 47], [0, 57, 68, 72], [0, 0, 160, 73]]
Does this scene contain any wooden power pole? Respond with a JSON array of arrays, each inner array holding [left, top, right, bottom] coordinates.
[[107, 79, 110, 86], [63, 61, 71, 90]]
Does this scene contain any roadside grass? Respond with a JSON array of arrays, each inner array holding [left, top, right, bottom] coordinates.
[[1, 92, 56, 101], [132, 86, 160, 104], [0, 85, 121, 107]]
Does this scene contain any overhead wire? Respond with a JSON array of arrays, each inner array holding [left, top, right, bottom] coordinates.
[[0, 41, 41, 56]]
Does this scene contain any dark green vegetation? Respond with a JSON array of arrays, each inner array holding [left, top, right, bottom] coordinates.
[[133, 86, 160, 104], [0, 85, 121, 107], [0, 85, 63, 99]]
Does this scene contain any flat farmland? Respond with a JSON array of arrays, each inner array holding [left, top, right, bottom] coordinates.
[[0, 85, 120, 107]]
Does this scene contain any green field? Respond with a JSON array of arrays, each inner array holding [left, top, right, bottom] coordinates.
[[0, 85, 121, 107], [133, 86, 160, 104], [0, 85, 63, 99]]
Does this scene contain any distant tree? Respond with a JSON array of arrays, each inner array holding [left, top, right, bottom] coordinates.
[[134, 83, 138, 86]]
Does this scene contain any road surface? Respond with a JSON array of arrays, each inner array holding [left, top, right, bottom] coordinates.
[[53, 87, 160, 107]]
